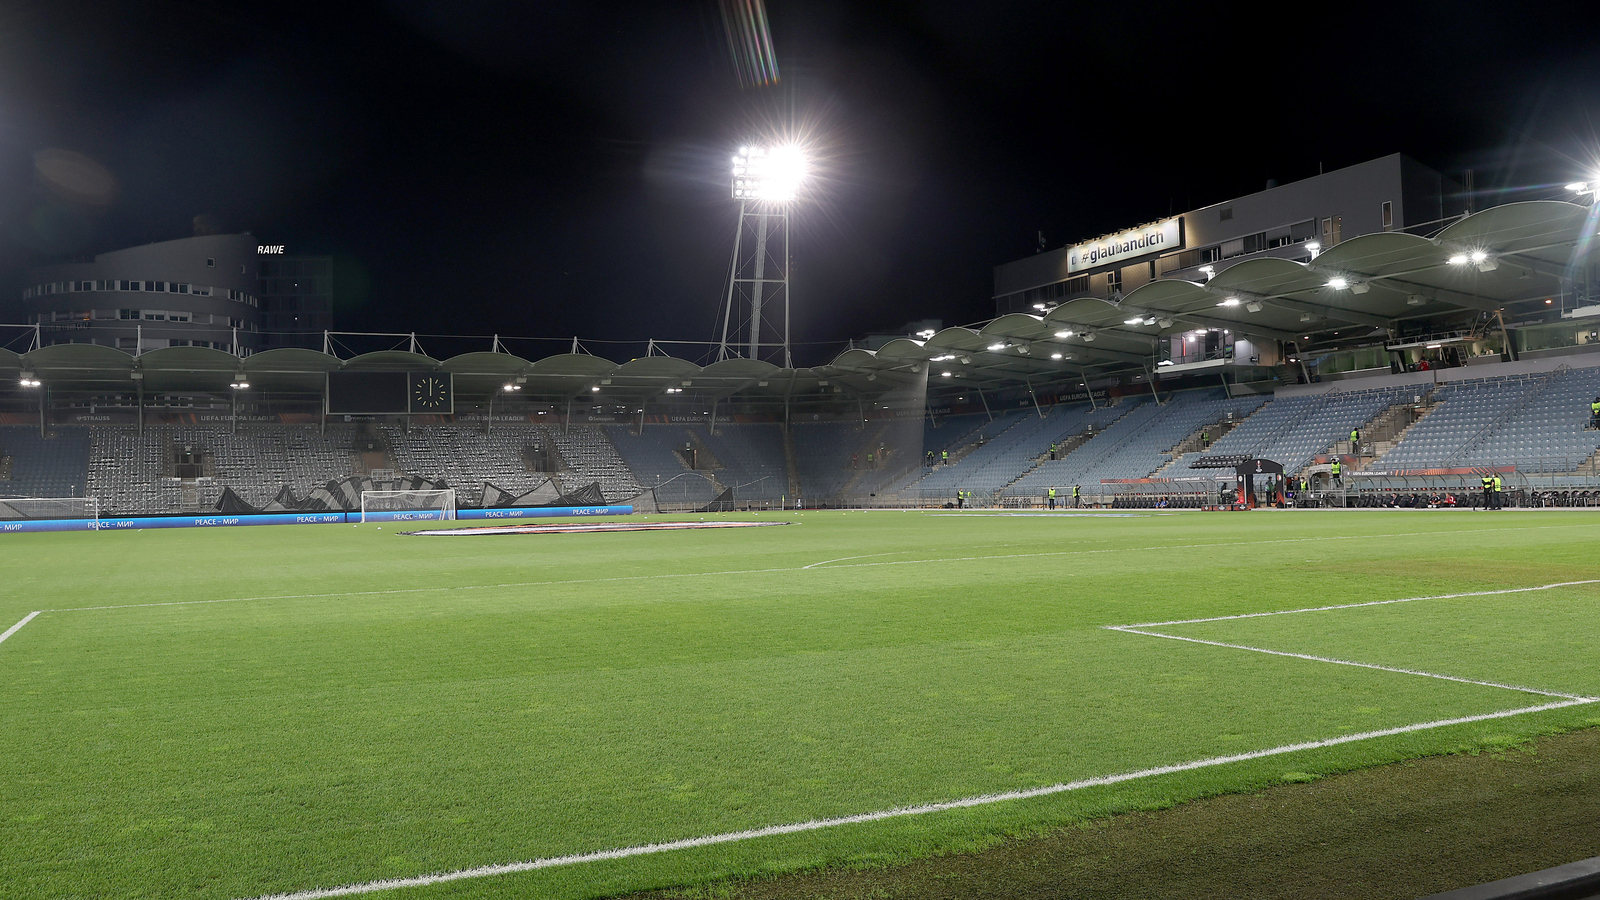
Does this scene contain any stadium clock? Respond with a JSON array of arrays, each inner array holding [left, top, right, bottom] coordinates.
[[407, 372, 453, 413]]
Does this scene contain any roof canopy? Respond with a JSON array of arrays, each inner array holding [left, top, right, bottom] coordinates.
[[7, 201, 1595, 401]]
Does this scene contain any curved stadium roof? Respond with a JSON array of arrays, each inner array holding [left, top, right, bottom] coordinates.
[[3, 201, 1594, 401]]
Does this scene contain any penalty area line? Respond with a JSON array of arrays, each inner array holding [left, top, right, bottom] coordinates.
[[235, 697, 1598, 900]]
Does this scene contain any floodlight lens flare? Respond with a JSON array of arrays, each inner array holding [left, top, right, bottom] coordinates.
[[1327, 277, 1348, 289], [731, 144, 808, 202]]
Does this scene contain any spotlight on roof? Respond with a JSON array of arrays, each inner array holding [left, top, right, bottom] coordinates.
[[915, 329, 936, 339], [1015, 344, 1030, 356], [1473, 252, 1497, 272], [1568, 182, 1593, 194], [1050, 352, 1063, 360], [230, 374, 250, 389], [1054, 329, 1073, 338], [867, 372, 877, 380], [591, 386, 601, 392], [1406, 294, 1425, 306], [1305, 240, 1321, 259], [20, 371, 40, 387], [941, 371, 952, 377], [958, 356, 972, 365], [1326, 277, 1349, 290], [987, 342, 1006, 351], [1244, 300, 1263, 313], [1033, 302, 1047, 310], [1081, 332, 1096, 342], [502, 383, 521, 391], [1157, 359, 1173, 366], [1123, 317, 1144, 325], [1198, 265, 1215, 281], [1448, 254, 1470, 265], [1156, 318, 1174, 328], [1219, 297, 1241, 307]]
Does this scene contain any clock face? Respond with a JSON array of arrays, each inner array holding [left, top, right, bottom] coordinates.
[[409, 373, 451, 412]]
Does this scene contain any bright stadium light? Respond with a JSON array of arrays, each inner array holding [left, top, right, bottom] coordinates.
[[1326, 277, 1349, 290], [1054, 329, 1073, 338], [1218, 297, 1241, 307], [732, 145, 808, 202]]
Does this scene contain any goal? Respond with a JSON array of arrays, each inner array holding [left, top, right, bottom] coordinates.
[[0, 496, 100, 522], [359, 489, 457, 523]]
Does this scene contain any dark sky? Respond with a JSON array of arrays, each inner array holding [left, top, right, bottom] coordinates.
[[1, 1, 1599, 363]]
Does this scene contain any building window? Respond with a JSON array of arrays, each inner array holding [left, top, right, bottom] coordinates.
[[119, 309, 140, 319], [1321, 216, 1342, 247], [1382, 200, 1393, 231], [1106, 268, 1123, 296], [127, 281, 141, 291], [1219, 208, 1233, 221], [207, 258, 215, 267], [1148, 260, 1157, 280]]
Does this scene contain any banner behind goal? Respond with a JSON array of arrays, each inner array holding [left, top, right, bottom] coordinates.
[[0, 496, 100, 521], [359, 489, 457, 523]]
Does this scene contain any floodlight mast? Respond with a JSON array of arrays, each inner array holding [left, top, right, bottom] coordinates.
[[718, 145, 802, 366]]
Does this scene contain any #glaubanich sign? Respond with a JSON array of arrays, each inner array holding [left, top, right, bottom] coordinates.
[[1066, 218, 1182, 274]]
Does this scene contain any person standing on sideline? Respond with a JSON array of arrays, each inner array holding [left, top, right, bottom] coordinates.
[[1048, 486, 1057, 510], [1481, 473, 1494, 509], [1492, 473, 1504, 509], [1072, 484, 1081, 508]]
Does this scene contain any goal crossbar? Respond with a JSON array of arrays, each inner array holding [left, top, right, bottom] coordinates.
[[0, 496, 100, 521], [359, 489, 457, 523]]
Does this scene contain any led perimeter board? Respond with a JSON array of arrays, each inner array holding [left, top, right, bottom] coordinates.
[[325, 371, 454, 415]]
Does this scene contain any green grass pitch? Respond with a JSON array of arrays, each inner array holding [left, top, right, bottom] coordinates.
[[2, 509, 1598, 900]]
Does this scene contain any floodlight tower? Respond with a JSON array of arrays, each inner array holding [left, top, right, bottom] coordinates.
[[718, 145, 805, 366]]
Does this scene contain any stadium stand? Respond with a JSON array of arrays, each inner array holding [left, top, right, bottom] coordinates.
[[1008, 389, 1266, 500], [1193, 384, 1417, 475], [18, 357, 1600, 516], [606, 425, 720, 507], [0, 425, 91, 499], [1369, 370, 1599, 472]]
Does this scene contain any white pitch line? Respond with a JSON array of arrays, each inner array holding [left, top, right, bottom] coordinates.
[[0, 611, 41, 646], [1120, 580, 1600, 629], [1107, 626, 1594, 701], [45, 523, 1600, 614], [234, 696, 1598, 900]]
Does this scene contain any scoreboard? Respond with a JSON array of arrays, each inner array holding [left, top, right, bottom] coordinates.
[[326, 372, 453, 415]]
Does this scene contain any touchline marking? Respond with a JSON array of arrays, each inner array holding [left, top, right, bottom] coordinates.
[[45, 523, 1600, 614], [234, 697, 1598, 900], [0, 611, 40, 646]]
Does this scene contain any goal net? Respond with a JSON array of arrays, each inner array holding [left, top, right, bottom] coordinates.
[[0, 496, 101, 521], [359, 489, 457, 523]]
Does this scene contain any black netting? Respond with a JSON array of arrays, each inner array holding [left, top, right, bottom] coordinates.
[[696, 488, 735, 512]]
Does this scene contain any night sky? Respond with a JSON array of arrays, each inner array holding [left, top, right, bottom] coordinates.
[[1, 1, 1598, 363]]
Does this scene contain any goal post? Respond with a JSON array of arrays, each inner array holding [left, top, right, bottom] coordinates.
[[359, 489, 457, 523], [0, 496, 100, 522]]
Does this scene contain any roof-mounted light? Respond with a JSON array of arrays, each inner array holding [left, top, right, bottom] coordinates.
[[1219, 297, 1241, 307], [1054, 329, 1073, 338], [1244, 300, 1263, 313], [1326, 277, 1349, 290]]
